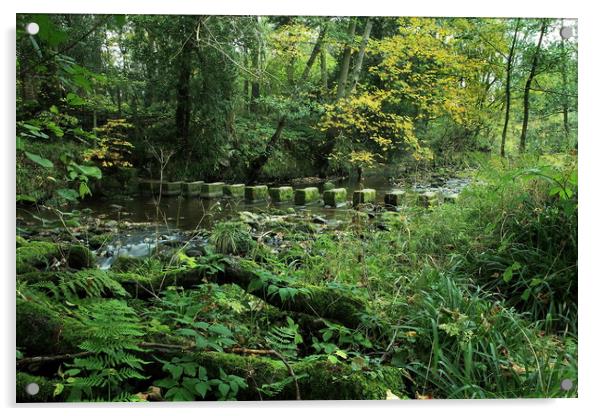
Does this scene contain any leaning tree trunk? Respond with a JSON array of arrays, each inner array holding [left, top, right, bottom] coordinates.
[[519, 20, 547, 153], [246, 24, 329, 182]]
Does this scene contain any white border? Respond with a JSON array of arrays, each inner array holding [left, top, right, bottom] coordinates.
[[2, 1, 600, 415]]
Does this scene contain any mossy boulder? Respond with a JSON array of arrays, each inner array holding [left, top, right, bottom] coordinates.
[[294, 187, 320, 205], [16, 241, 94, 274], [384, 190, 405, 207], [268, 186, 294, 203], [245, 185, 269, 202], [17, 372, 64, 402], [182, 181, 204, 197], [417, 191, 439, 207], [352, 189, 376, 206], [195, 352, 406, 400], [323, 188, 347, 207], [16, 298, 81, 356], [200, 182, 225, 198], [223, 184, 245, 198]]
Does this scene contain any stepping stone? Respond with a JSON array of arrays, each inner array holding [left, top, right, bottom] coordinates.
[[443, 193, 459, 204], [323, 188, 347, 208], [384, 190, 406, 207], [352, 189, 376, 206], [294, 187, 320, 205], [200, 182, 225, 198], [224, 184, 245, 198], [269, 186, 294, 203], [163, 181, 183, 196], [417, 191, 439, 207], [245, 185, 269, 202], [182, 181, 204, 197], [138, 179, 161, 195]]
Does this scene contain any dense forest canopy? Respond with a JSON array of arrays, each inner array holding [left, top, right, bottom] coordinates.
[[16, 15, 577, 202]]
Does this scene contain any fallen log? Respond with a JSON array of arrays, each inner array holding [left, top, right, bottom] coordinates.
[[18, 260, 367, 328]]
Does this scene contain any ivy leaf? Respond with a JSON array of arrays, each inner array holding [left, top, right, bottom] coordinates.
[[25, 151, 53, 168]]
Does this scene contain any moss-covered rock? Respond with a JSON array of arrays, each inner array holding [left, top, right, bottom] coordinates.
[[323, 188, 347, 207], [352, 189, 376, 206], [16, 298, 80, 356], [16, 241, 94, 274], [384, 190, 405, 207], [16, 372, 64, 402], [417, 191, 439, 207], [294, 187, 320, 205], [200, 182, 225, 198], [223, 184, 245, 198], [195, 352, 406, 400], [182, 181, 204, 197], [245, 185, 269, 202], [269, 186, 294, 203]]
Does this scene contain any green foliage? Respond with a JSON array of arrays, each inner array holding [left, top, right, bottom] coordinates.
[[59, 300, 147, 402], [210, 221, 254, 255]]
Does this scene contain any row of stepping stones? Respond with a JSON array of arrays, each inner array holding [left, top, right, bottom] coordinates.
[[138, 180, 458, 208]]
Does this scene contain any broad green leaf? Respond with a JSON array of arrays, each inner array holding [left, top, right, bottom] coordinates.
[[25, 151, 53, 168]]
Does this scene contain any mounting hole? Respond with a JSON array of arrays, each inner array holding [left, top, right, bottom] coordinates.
[[25, 22, 40, 36], [560, 26, 573, 40], [25, 382, 40, 396], [560, 378, 574, 391]]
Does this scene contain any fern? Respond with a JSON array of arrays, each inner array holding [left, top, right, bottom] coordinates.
[[27, 270, 129, 301], [62, 299, 148, 402], [265, 317, 303, 359]]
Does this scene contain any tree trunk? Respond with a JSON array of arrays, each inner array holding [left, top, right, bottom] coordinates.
[[336, 18, 356, 100], [175, 42, 192, 150], [519, 20, 547, 153], [501, 19, 520, 158], [560, 22, 570, 141], [246, 24, 329, 182], [346, 18, 373, 96], [320, 47, 328, 94]]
